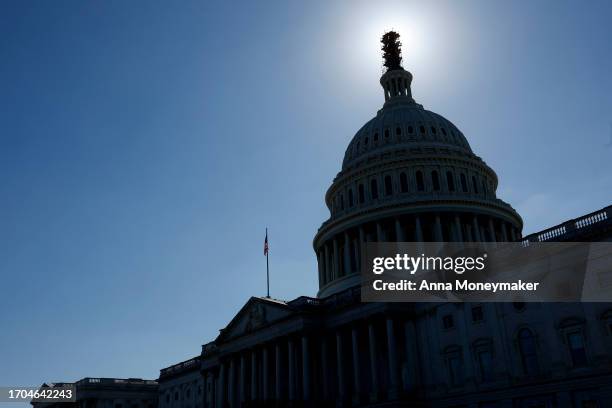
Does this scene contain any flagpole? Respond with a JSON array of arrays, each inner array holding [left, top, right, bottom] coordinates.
[[266, 228, 270, 298]]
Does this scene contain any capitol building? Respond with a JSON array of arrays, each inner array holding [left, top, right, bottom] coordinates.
[[35, 33, 612, 408]]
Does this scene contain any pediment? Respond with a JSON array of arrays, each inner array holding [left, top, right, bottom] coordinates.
[[216, 297, 293, 342]]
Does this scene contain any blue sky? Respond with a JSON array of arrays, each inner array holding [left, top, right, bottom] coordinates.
[[1, 0, 611, 392]]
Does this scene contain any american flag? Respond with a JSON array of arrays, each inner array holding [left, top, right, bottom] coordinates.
[[264, 230, 269, 256]]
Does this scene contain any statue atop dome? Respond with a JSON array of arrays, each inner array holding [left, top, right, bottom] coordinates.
[[381, 31, 403, 71]]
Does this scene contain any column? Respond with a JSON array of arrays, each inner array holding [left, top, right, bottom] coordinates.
[[433, 214, 443, 241], [251, 350, 258, 401], [501, 221, 509, 242], [351, 326, 361, 397], [414, 216, 424, 242], [344, 231, 351, 275], [488, 217, 497, 243], [302, 336, 311, 400], [403, 321, 419, 391], [228, 358, 236, 408], [288, 339, 295, 401], [358, 226, 366, 270], [454, 215, 464, 242], [352, 237, 359, 273], [510, 226, 517, 242], [275, 343, 282, 402], [376, 222, 384, 242], [472, 216, 482, 242], [217, 363, 225, 408], [332, 238, 340, 280], [321, 337, 330, 400], [336, 331, 345, 399], [206, 371, 214, 408], [317, 249, 325, 284], [239, 354, 246, 404], [368, 322, 379, 398], [395, 218, 405, 241], [262, 347, 269, 401], [324, 244, 331, 284], [386, 318, 399, 393]]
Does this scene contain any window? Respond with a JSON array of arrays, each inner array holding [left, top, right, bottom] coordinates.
[[432, 171, 440, 191], [419, 125, 426, 134], [340, 194, 344, 210], [446, 171, 455, 192], [384, 175, 393, 196], [358, 184, 365, 204], [348, 189, 354, 207], [186, 388, 191, 398], [448, 356, 462, 385], [477, 349, 493, 382], [431, 126, 437, 134], [444, 347, 464, 386], [370, 179, 378, 200], [567, 331, 587, 367], [441, 128, 447, 136], [175, 392, 179, 401], [482, 180, 487, 195], [472, 176, 479, 194], [396, 127, 401, 135], [471, 306, 484, 322], [443, 314, 454, 329], [400, 172, 409, 193], [356, 141, 360, 151], [384, 129, 390, 138], [374, 132, 379, 142], [518, 328, 539, 375], [408, 125, 414, 134], [416, 171, 425, 192], [166, 395, 170, 404], [460, 174, 468, 192], [364, 137, 369, 145]]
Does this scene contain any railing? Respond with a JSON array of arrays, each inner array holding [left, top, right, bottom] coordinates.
[[77, 378, 157, 385], [523, 205, 611, 242], [159, 357, 200, 377]]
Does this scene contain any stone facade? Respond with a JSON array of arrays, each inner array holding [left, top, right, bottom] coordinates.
[[31, 378, 158, 408]]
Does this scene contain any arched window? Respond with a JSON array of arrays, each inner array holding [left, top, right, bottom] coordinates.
[[472, 176, 479, 194], [384, 129, 390, 139], [348, 189, 354, 207], [408, 125, 414, 134], [518, 329, 539, 375], [482, 180, 487, 196], [416, 171, 425, 192], [419, 125, 426, 134], [370, 179, 378, 200], [460, 174, 468, 192], [446, 171, 455, 192], [358, 184, 365, 204], [396, 127, 402, 136], [400, 172, 409, 193], [340, 194, 344, 210], [432, 171, 440, 191], [374, 132, 379, 142], [384, 175, 393, 196]]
